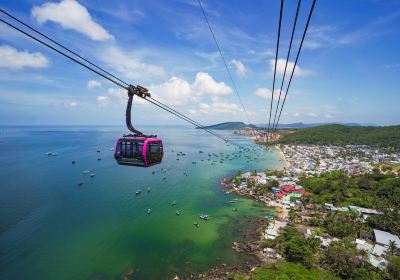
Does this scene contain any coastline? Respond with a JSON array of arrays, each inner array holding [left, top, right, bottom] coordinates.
[[189, 143, 291, 279], [275, 144, 290, 169]]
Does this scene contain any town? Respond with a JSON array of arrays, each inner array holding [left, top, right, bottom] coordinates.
[[222, 159, 400, 274], [281, 144, 400, 176]]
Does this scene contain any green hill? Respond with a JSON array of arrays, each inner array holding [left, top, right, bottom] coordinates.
[[200, 122, 257, 130], [278, 124, 400, 150]]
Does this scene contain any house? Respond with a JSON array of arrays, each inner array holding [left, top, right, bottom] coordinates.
[[374, 229, 400, 247]]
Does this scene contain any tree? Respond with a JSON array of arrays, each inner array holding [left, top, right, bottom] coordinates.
[[387, 256, 400, 280], [387, 240, 398, 257]]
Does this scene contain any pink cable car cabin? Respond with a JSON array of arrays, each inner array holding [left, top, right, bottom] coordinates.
[[114, 136, 163, 167], [114, 85, 163, 167]]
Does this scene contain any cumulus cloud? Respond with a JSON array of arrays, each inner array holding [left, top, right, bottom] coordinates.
[[101, 46, 165, 80], [0, 45, 49, 69], [189, 98, 241, 116], [293, 112, 300, 117], [32, 0, 113, 41], [87, 80, 101, 89], [192, 72, 232, 96], [68, 101, 78, 107], [269, 58, 311, 77], [96, 95, 110, 107], [254, 87, 285, 100], [149, 72, 232, 106], [150, 77, 192, 106], [324, 113, 333, 119], [308, 112, 318, 117], [230, 59, 246, 78]]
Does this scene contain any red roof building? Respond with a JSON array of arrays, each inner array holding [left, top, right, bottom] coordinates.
[[275, 193, 285, 199], [281, 185, 296, 193]]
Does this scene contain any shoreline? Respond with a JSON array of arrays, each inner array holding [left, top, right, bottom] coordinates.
[[274, 144, 290, 169]]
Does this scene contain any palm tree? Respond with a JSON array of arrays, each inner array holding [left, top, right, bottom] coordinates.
[[387, 240, 398, 256]]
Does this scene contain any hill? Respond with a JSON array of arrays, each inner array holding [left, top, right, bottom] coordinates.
[[257, 122, 372, 128], [278, 124, 400, 150], [200, 122, 257, 130]]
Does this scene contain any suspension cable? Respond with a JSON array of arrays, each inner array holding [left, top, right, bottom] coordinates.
[[273, 0, 316, 133], [0, 8, 129, 88], [266, 0, 284, 142], [197, 0, 251, 124], [0, 15, 233, 144], [271, 0, 302, 135]]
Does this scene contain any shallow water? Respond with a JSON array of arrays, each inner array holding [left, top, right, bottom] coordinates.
[[0, 126, 284, 280]]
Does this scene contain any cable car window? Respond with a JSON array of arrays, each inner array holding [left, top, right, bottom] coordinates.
[[147, 142, 163, 164]]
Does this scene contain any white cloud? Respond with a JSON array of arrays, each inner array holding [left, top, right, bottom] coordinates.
[[32, 0, 113, 41], [189, 98, 241, 116], [324, 113, 333, 119], [150, 77, 192, 106], [269, 59, 311, 77], [192, 72, 232, 96], [68, 101, 78, 107], [97, 95, 110, 107], [230, 59, 246, 78], [308, 112, 318, 117], [255, 88, 271, 99], [254, 87, 285, 100], [0, 45, 49, 69], [293, 112, 300, 117], [149, 72, 232, 106], [87, 80, 101, 89], [101, 46, 165, 80]]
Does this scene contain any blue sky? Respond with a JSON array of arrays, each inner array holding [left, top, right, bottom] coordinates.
[[0, 0, 399, 126]]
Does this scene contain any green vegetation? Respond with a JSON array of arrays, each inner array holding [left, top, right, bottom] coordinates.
[[201, 122, 257, 130], [299, 170, 400, 235], [278, 124, 400, 150], [322, 239, 383, 279], [260, 227, 321, 268], [387, 256, 400, 280], [229, 261, 338, 280]]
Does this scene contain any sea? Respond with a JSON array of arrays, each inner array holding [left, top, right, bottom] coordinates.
[[0, 125, 284, 280]]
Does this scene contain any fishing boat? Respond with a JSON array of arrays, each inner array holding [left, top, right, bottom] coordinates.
[[135, 190, 142, 195], [199, 214, 209, 220], [193, 222, 199, 227], [90, 173, 95, 178], [232, 208, 239, 211], [171, 201, 176, 206], [147, 187, 151, 192], [147, 208, 152, 214], [176, 210, 180, 216]]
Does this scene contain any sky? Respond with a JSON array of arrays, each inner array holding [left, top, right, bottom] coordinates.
[[0, 0, 399, 126]]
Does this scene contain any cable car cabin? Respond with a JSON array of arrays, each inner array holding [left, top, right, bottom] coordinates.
[[114, 136, 163, 167]]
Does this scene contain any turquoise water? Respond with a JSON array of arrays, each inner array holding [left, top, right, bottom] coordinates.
[[0, 126, 284, 280]]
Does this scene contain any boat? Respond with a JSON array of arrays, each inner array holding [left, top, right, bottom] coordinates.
[[82, 170, 91, 174], [71, 160, 76, 164], [135, 190, 142, 195], [147, 187, 151, 192], [232, 208, 239, 211], [199, 214, 209, 220], [171, 201, 176, 206], [90, 173, 95, 178], [176, 210, 180, 216], [193, 222, 199, 227], [78, 182, 84, 187], [147, 208, 152, 214]]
